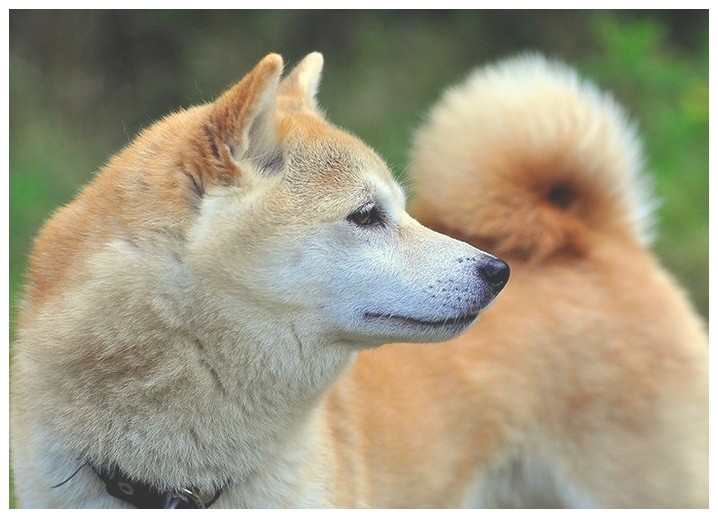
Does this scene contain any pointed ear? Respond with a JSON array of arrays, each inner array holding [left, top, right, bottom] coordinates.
[[278, 52, 324, 110], [207, 53, 284, 178]]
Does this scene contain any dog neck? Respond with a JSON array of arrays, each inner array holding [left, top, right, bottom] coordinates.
[[40, 302, 355, 507], [156, 321, 355, 506]]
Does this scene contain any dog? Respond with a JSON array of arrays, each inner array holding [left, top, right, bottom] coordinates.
[[10, 51, 706, 509], [10, 52, 509, 508]]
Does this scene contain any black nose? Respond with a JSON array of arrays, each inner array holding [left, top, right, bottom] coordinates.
[[479, 257, 510, 295]]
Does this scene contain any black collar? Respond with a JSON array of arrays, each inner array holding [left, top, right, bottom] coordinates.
[[90, 463, 227, 509]]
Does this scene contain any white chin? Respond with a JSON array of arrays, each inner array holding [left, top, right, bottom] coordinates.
[[360, 312, 479, 344]]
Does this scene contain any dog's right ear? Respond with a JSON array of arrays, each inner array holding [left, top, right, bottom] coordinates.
[[202, 53, 285, 185]]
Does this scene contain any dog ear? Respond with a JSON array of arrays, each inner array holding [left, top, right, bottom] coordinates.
[[279, 52, 324, 110], [205, 53, 285, 181]]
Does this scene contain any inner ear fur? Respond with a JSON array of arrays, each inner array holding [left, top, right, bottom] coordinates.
[[278, 52, 324, 110], [206, 53, 285, 180]]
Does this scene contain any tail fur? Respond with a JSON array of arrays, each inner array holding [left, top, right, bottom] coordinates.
[[408, 53, 657, 261]]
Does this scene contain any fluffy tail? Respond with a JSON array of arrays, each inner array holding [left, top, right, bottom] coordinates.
[[408, 53, 656, 261]]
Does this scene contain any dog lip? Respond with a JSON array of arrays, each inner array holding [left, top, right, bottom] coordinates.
[[363, 311, 479, 328]]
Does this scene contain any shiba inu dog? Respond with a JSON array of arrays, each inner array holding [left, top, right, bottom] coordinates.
[[11, 50, 706, 509], [10, 52, 509, 508]]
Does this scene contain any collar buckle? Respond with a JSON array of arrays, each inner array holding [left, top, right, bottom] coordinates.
[[165, 487, 216, 509]]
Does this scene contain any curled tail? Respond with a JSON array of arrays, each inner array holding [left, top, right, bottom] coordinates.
[[408, 53, 656, 261]]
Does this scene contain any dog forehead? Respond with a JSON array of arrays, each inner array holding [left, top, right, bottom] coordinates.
[[289, 140, 359, 173], [285, 132, 392, 184]]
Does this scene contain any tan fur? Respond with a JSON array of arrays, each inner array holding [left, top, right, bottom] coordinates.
[[380, 53, 705, 507], [10, 52, 507, 508], [10, 52, 705, 509]]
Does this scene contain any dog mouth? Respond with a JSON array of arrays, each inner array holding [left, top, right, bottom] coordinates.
[[363, 311, 479, 329]]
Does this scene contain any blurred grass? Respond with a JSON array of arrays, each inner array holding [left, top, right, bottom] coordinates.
[[8, 10, 708, 507], [584, 14, 708, 314]]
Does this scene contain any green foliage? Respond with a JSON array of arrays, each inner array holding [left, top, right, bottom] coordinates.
[[584, 14, 708, 314]]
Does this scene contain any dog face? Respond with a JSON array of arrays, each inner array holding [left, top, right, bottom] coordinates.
[[186, 53, 509, 348]]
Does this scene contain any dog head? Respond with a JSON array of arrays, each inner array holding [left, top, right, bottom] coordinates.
[[25, 53, 508, 352], [181, 53, 509, 347]]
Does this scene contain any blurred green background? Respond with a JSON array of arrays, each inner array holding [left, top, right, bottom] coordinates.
[[10, 9, 709, 320], [6, 9, 710, 507], [10, 10, 708, 329]]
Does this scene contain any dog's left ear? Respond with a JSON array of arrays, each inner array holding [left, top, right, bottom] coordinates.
[[279, 52, 324, 110]]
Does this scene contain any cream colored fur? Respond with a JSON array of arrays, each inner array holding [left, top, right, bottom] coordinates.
[[10, 52, 507, 508]]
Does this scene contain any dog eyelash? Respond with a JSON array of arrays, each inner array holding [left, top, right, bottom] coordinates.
[[347, 203, 383, 227]]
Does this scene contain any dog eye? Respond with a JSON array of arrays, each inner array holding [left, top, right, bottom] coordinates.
[[347, 204, 382, 226]]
